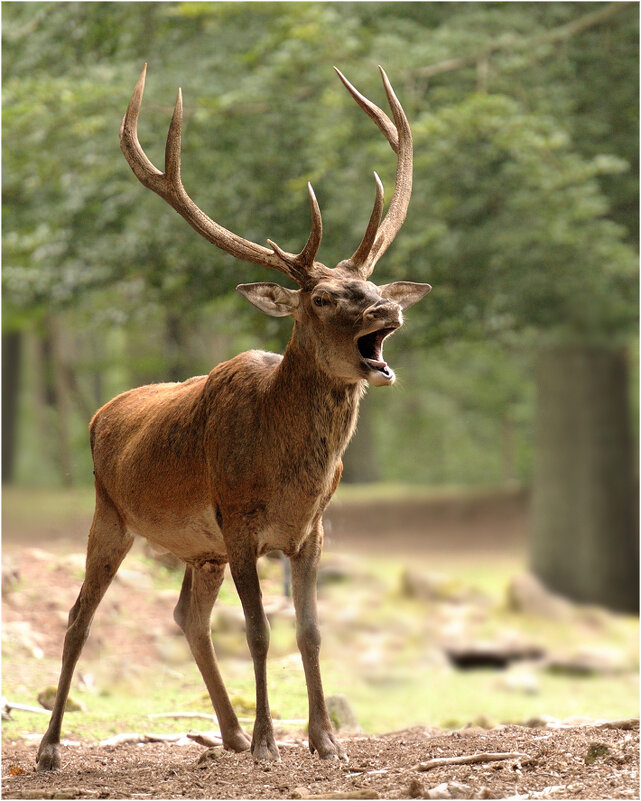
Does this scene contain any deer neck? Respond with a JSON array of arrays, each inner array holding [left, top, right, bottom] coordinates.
[[271, 324, 365, 463]]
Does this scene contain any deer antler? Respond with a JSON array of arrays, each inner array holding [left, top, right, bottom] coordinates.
[[119, 64, 322, 286], [334, 66, 413, 279], [121, 65, 411, 286]]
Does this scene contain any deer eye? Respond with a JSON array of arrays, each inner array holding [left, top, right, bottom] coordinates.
[[313, 296, 329, 307]]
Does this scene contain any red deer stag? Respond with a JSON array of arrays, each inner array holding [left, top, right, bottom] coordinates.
[[37, 64, 430, 770]]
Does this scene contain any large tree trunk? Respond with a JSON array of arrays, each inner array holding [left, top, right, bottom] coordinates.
[[2, 331, 22, 483], [530, 345, 638, 613]]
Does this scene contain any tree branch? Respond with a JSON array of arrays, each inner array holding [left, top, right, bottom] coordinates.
[[415, 2, 632, 81]]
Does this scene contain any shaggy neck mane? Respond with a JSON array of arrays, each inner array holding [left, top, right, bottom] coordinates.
[[270, 326, 365, 463]]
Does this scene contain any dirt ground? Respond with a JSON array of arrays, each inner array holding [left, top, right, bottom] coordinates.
[[2, 722, 638, 799], [3, 489, 639, 799]]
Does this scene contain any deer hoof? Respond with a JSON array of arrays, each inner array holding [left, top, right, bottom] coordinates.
[[251, 734, 280, 762], [310, 730, 346, 761], [36, 743, 61, 771], [223, 729, 252, 753]]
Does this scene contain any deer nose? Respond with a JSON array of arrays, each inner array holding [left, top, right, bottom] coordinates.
[[364, 300, 399, 321]]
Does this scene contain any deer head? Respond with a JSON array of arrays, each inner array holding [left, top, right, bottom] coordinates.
[[120, 65, 430, 387]]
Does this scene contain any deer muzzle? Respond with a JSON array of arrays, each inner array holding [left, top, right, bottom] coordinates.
[[356, 319, 401, 387]]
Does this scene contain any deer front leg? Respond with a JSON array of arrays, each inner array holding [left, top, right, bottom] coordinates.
[[227, 538, 279, 762], [290, 522, 344, 760]]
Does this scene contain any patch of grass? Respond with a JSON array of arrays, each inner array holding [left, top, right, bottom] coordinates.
[[338, 669, 640, 734], [333, 482, 520, 503], [3, 486, 96, 529], [3, 646, 639, 745]]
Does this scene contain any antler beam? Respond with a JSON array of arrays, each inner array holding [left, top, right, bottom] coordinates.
[[120, 64, 412, 285], [119, 64, 321, 286]]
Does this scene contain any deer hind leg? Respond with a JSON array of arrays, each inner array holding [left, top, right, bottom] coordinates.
[[227, 537, 279, 761], [290, 522, 344, 760], [173, 565, 250, 752], [37, 483, 134, 771]]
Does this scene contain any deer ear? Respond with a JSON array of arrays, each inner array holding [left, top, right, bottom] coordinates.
[[236, 282, 301, 318], [379, 281, 431, 310]]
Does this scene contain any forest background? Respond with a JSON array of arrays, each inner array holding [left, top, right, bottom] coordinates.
[[2, 1, 639, 611]]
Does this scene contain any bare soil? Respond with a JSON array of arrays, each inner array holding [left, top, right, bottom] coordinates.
[[2, 723, 638, 800]]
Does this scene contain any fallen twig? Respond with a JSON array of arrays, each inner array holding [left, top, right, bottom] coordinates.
[[143, 733, 189, 743], [148, 712, 217, 721], [98, 729, 300, 750], [416, 751, 528, 771], [100, 732, 198, 747], [148, 712, 306, 725], [187, 731, 223, 747], [7, 791, 100, 800], [292, 792, 379, 800], [3, 698, 50, 715], [243, 717, 307, 725], [100, 733, 146, 747]]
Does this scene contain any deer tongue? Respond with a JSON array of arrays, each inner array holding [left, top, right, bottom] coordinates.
[[365, 357, 388, 370]]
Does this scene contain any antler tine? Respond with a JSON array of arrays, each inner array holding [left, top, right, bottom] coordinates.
[[164, 88, 183, 183], [267, 182, 323, 285], [120, 63, 163, 187], [299, 182, 323, 267], [368, 66, 413, 270], [120, 64, 319, 286], [333, 67, 399, 154], [334, 66, 413, 278], [339, 172, 385, 272]]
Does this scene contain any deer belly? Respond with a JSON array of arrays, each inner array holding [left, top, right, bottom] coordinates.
[[126, 506, 228, 564]]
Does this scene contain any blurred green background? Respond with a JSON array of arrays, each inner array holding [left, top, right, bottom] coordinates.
[[2, 2, 638, 739]]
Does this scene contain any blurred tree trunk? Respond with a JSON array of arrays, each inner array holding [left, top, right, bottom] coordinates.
[[342, 401, 380, 483], [2, 331, 22, 483], [530, 345, 638, 612], [91, 335, 103, 411], [165, 312, 188, 382], [501, 413, 516, 483], [34, 329, 54, 475], [46, 316, 74, 486]]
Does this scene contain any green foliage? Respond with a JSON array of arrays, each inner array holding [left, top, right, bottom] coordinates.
[[4, 2, 637, 328], [368, 339, 535, 485], [2, 2, 638, 486], [402, 93, 636, 345]]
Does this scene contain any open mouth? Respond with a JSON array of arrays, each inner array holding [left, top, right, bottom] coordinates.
[[356, 326, 398, 380]]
